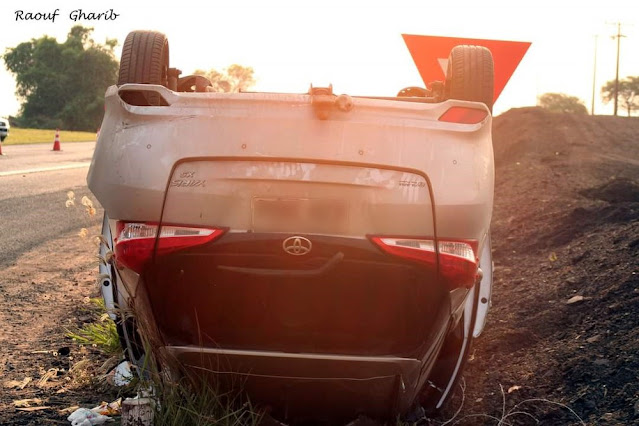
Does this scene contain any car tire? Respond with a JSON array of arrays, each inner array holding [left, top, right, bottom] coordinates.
[[118, 30, 170, 106], [0, 136, 5, 142], [444, 45, 494, 111]]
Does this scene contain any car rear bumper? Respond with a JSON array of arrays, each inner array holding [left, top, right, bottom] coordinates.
[[166, 346, 424, 420]]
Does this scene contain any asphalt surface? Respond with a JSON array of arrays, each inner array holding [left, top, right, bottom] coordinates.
[[0, 142, 101, 267]]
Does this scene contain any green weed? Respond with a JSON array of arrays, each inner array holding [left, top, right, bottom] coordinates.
[[66, 298, 122, 356]]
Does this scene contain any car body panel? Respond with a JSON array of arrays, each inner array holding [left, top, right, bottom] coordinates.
[[88, 84, 493, 244], [474, 232, 493, 338], [163, 159, 434, 235], [169, 347, 423, 419]]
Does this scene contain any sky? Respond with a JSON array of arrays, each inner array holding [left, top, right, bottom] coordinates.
[[1, 0, 638, 118]]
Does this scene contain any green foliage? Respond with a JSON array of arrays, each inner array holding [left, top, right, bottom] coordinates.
[[537, 93, 588, 115], [66, 298, 122, 355], [193, 65, 256, 93], [6, 127, 96, 145], [601, 76, 639, 117], [3, 26, 118, 131]]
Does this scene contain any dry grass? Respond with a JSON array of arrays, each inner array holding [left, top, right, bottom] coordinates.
[[4, 127, 96, 145], [152, 373, 263, 426], [397, 380, 587, 426], [131, 318, 264, 426]]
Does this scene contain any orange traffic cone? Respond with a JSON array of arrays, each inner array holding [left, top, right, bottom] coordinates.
[[0, 143, 4, 156], [52, 129, 61, 151]]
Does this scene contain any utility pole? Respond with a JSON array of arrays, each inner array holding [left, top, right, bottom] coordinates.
[[609, 22, 626, 116], [591, 35, 598, 115]]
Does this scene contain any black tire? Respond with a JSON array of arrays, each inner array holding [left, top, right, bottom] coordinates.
[[445, 45, 494, 111], [0, 136, 5, 142], [118, 30, 169, 106]]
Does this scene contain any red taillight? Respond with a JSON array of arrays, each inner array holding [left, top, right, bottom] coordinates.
[[114, 222, 225, 273], [438, 107, 488, 124], [370, 237, 479, 289]]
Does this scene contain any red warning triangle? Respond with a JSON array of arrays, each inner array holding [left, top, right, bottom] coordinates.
[[402, 34, 531, 103]]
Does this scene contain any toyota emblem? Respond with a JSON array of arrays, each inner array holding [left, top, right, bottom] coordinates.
[[283, 236, 312, 256]]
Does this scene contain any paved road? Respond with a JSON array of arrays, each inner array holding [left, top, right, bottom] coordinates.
[[0, 142, 101, 267], [0, 141, 94, 175]]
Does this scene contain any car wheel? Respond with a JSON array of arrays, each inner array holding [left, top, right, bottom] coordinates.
[[0, 136, 5, 142], [118, 30, 170, 106], [444, 45, 494, 111], [419, 282, 480, 412]]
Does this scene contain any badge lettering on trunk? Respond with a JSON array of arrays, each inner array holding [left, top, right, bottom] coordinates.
[[170, 179, 206, 188], [283, 236, 312, 256]]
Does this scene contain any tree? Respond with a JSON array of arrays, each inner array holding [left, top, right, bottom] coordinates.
[[537, 93, 588, 115], [601, 77, 639, 117], [194, 65, 256, 92], [3, 26, 118, 131]]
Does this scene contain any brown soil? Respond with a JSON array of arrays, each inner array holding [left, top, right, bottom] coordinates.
[[1, 108, 638, 425], [434, 108, 639, 425], [0, 224, 120, 426]]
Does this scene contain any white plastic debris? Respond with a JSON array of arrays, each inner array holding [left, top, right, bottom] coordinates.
[[92, 398, 122, 416], [67, 407, 111, 425], [113, 360, 133, 386]]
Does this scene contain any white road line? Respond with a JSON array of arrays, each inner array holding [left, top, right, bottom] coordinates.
[[0, 162, 91, 177]]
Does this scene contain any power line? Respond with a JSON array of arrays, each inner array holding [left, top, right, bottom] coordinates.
[[591, 35, 598, 115], [608, 22, 627, 116]]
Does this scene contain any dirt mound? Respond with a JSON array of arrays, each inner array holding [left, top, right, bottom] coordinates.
[[435, 108, 639, 425], [547, 202, 639, 248], [581, 178, 639, 203]]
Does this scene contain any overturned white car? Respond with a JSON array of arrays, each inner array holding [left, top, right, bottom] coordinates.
[[88, 30, 494, 423]]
